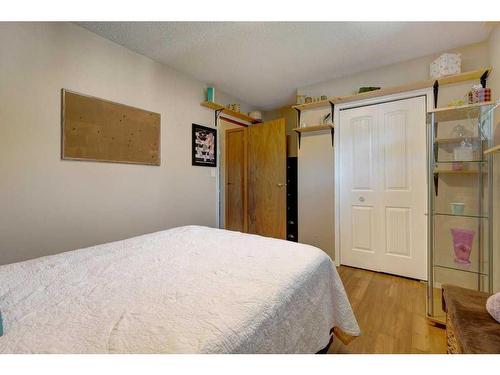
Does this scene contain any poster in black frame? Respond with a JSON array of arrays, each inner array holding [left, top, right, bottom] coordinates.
[[192, 123, 217, 167]]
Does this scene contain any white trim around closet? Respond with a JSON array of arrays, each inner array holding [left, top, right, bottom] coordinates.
[[332, 88, 433, 267]]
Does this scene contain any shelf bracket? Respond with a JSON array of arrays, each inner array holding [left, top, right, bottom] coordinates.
[[294, 107, 302, 149], [434, 173, 439, 196], [480, 69, 489, 88], [329, 101, 335, 147], [294, 107, 301, 126], [330, 101, 335, 118], [433, 80, 439, 109], [214, 108, 223, 127]]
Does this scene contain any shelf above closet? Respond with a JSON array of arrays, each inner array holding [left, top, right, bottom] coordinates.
[[292, 67, 491, 111], [484, 145, 500, 155], [293, 124, 334, 133], [428, 101, 494, 122], [201, 101, 263, 124]]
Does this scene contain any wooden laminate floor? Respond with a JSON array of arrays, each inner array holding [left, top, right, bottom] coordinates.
[[329, 266, 447, 354]]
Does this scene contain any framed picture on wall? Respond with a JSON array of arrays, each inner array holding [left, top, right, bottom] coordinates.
[[192, 124, 217, 167]]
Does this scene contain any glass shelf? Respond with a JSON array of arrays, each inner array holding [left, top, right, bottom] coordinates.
[[433, 263, 489, 277], [433, 212, 488, 219], [435, 160, 486, 164]]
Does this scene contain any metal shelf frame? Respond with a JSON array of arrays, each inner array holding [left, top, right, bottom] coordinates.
[[427, 104, 495, 323]]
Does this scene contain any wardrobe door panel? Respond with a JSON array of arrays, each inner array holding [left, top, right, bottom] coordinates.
[[247, 119, 286, 239]]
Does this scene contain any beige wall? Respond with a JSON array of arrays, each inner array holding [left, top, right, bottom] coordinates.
[[298, 41, 489, 103], [0, 22, 252, 265], [298, 132, 335, 260]]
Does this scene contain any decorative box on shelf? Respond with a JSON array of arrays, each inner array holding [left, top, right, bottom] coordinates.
[[430, 53, 462, 79]]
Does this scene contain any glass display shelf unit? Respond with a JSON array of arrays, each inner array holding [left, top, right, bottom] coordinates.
[[427, 102, 494, 325]]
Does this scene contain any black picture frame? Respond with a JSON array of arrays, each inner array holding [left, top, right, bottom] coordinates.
[[192, 123, 217, 167]]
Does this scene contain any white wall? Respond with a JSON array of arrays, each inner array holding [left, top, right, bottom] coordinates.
[[0, 22, 252, 265]]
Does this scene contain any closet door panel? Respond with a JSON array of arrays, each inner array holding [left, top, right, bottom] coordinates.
[[340, 107, 380, 270], [377, 97, 427, 280], [383, 110, 409, 190], [340, 96, 427, 280]]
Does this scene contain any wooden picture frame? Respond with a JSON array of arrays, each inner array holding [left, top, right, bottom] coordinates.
[[192, 124, 217, 167], [61, 89, 161, 166]]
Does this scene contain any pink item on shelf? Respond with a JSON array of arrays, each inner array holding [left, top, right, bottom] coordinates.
[[452, 162, 464, 171], [479, 88, 491, 102], [450, 228, 475, 265]]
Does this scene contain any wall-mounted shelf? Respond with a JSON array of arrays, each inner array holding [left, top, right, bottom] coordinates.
[[428, 101, 494, 122], [292, 67, 492, 112], [201, 101, 263, 125], [293, 124, 334, 133], [294, 124, 335, 149], [484, 145, 500, 155], [293, 100, 332, 111]]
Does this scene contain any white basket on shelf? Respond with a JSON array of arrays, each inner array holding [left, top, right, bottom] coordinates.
[[430, 53, 462, 79]]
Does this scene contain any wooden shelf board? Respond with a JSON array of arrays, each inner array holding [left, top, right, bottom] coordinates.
[[437, 68, 490, 86], [428, 101, 494, 122], [293, 99, 332, 111], [484, 145, 500, 155], [293, 124, 334, 133], [435, 137, 480, 144], [201, 101, 262, 124], [292, 67, 491, 111]]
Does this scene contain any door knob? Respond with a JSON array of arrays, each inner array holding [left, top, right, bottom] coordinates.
[[359, 196, 365, 202], [277, 183, 284, 188]]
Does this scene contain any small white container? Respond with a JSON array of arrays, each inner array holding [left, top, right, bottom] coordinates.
[[450, 202, 465, 215], [248, 111, 262, 120], [430, 53, 462, 79]]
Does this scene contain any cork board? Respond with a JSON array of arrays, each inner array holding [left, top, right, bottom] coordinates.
[[62, 89, 161, 165]]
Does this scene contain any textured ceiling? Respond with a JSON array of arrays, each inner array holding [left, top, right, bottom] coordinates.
[[77, 22, 491, 110]]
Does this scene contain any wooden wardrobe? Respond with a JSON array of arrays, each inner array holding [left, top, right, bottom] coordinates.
[[225, 118, 286, 239]]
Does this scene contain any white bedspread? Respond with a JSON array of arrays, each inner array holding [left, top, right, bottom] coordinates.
[[0, 226, 359, 353]]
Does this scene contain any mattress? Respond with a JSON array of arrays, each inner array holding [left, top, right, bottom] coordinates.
[[0, 226, 360, 353]]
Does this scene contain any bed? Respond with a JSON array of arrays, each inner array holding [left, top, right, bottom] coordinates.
[[0, 226, 360, 353]]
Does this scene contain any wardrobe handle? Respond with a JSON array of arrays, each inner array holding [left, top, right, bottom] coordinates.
[[277, 183, 284, 188]]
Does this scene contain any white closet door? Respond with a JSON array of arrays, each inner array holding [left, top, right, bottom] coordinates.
[[339, 96, 427, 280], [339, 106, 380, 271]]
